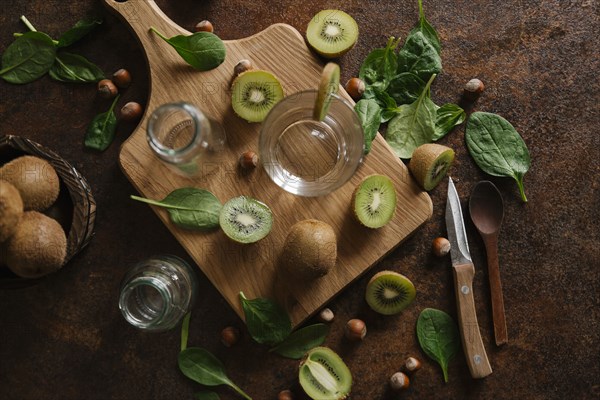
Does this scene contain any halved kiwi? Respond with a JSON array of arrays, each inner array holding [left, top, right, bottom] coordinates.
[[219, 196, 273, 243], [299, 347, 352, 400], [352, 174, 397, 229], [313, 62, 340, 121], [306, 10, 359, 58], [365, 270, 416, 315], [408, 143, 455, 191], [230, 69, 284, 122]]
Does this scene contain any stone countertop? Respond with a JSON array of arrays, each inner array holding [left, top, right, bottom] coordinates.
[[0, 0, 598, 399]]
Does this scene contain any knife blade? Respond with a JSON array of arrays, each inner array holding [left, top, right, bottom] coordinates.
[[445, 177, 493, 379]]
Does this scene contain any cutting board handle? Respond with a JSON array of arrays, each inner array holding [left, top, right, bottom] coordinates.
[[103, 0, 188, 36]]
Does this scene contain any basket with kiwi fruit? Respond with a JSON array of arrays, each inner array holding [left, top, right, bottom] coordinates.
[[0, 135, 95, 287]]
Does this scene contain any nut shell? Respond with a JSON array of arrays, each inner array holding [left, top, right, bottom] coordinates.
[[112, 69, 132, 88], [345, 318, 367, 341]]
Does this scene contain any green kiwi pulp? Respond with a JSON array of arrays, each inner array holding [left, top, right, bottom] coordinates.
[[352, 175, 397, 229], [230, 70, 284, 122], [219, 196, 273, 243], [365, 270, 416, 315], [408, 143, 455, 191], [306, 10, 359, 58], [313, 62, 340, 121], [299, 347, 352, 400]]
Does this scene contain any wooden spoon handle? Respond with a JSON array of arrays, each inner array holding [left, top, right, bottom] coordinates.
[[484, 235, 508, 346], [453, 263, 493, 378]]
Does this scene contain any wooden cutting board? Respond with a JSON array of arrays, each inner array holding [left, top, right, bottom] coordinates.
[[106, 0, 432, 326]]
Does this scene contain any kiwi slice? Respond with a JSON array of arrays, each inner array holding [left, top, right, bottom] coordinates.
[[409, 143, 455, 191], [352, 174, 397, 229], [219, 196, 273, 243], [299, 347, 352, 400], [306, 10, 359, 58], [230, 69, 284, 122], [313, 62, 340, 121], [365, 270, 416, 315]]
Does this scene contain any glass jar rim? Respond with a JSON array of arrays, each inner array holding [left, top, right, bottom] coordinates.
[[118, 275, 171, 329]]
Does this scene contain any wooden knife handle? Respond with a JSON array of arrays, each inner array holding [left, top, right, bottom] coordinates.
[[453, 263, 493, 378]]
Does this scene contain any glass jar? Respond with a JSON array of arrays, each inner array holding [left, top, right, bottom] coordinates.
[[146, 102, 226, 177], [118, 255, 198, 332]]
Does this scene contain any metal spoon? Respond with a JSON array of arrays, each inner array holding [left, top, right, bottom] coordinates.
[[469, 181, 508, 346]]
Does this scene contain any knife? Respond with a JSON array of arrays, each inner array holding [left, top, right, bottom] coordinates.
[[445, 177, 493, 379]]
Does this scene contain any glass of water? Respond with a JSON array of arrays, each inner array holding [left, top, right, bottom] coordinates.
[[258, 90, 364, 197]]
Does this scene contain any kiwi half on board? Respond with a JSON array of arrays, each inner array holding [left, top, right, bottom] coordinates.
[[219, 196, 273, 243], [352, 174, 397, 229], [299, 347, 352, 400], [231, 69, 284, 122], [365, 270, 416, 315], [306, 9, 359, 58]]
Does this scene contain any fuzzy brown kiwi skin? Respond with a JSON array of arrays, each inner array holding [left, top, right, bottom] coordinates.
[[0, 180, 24, 242], [409, 144, 455, 191], [0, 156, 60, 211]]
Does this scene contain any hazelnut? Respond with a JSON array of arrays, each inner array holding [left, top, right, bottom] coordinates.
[[112, 69, 132, 88], [277, 390, 294, 400], [344, 318, 366, 341], [220, 326, 240, 347], [345, 77, 365, 101], [195, 20, 214, 33], [120, 102, 143, 122], [234, 59, 253, 76], [239, 151, 258, 169], [389, 371, 410, 391], [463, 78, 485, 100], [432, 237, 451, 257], [97, 79, 118, 99], [317, 307, 334, 323], [403, 356, 422, 373]]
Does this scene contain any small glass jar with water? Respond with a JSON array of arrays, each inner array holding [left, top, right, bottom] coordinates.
[[118, 255, 197, 332], [146, 102, 226, 177]]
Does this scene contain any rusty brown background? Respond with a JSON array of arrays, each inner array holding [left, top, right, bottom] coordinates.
[[0, 0, 598, 399]]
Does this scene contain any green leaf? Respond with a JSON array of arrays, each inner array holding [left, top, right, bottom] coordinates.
[[150, 27, 226, 71], [269, 323, 330, 359], [387, 72, 426, 105], [49, 51, 104, 83], [409, 0, 441, 54], [195, 391, 220, 400], [57, 18, 102, 48], [466, 112, 531, 202], [178, 348, 252, 400], [416, 308, 460, 383], [386, 74, 437, 159], [354, 99, 381, 154], [433, 103, 466, 141], [397, 31, 441, 81], [239, 292, 291, 346], [84, 94, 120, 151], [359, 37, 401, 99], [130, 188, 222, 230], [0, 31, 56, 84], [181, 312, 191, 352]]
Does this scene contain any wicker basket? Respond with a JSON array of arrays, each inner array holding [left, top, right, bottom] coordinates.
[[0, 135, 96, 288]]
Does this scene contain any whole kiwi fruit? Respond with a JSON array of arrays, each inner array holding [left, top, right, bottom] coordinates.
[[279, 219, 337, 281], [0, 180, 24, 242], [0, 155, 60, 211], [6, 211, 67, 278]]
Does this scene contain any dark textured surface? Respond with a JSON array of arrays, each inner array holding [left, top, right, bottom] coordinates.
[[0, 0, 598, 399]]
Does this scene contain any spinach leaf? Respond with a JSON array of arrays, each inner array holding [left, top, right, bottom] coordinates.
[[397, 30, 442, 81], [433, 103, 466, 141], [416, 308, 460, 383], [178, 348, 252, 400], [57, 18, 102, 48], [355, 99, 381, 154], [386, 74, 437, 159], [195, 391, 220, 400], [130, 188, 222, 230], [359, 37, 401, 99], [239, 292, 291, 346], [49, 51, 104, 83], [409, 0, 441, 54], [269, 323, 330, 359], [150, 27, 226, 71], [84, 94, 120, 151], [466, 112, 531, 202], [0, 31, 56, 84], [387, 72, 426, 105]]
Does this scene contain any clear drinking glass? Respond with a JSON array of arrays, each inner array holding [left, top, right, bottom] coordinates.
[[118, 255, 198, 332], [259, 90, 364, 197], [146, 102, 226, 177]]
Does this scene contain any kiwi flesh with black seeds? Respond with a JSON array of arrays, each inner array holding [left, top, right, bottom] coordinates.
[[299, 347, 352, 400], [0, 180, 24, 242], [352, 174, 397, 229], [230, 69, 284, 122], [306, 9, 359, 58], [409, 143, 455, 191], [219, 196, 273, 244], [365, 270, 416, 315]]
